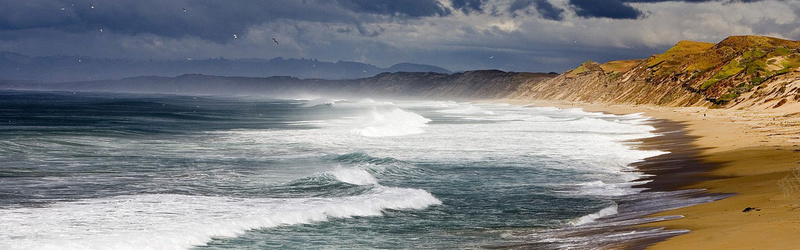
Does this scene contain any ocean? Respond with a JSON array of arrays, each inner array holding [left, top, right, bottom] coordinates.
[[0, 91, 706, 249]]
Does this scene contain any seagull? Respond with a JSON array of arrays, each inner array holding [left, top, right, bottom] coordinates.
[[233, 34, 238, 39], [272, 37, 279, 45], [90, 4, 94, 9], [60, 7, 66, 11], [183, 8, 187, 12]]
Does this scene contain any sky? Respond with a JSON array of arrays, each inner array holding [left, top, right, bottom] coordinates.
[[2, 0, 800, 73]]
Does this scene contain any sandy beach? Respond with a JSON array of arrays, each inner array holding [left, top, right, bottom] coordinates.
[[504, 99, 800, 249]]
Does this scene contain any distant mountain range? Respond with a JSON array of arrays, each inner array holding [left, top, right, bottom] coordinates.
[[0, 52, 451, 82]]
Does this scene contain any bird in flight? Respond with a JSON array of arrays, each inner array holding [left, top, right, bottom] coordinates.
[[272, 38, 279, 45]]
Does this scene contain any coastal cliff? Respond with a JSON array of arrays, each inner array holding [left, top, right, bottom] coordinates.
[[512, 36, 800, 111]]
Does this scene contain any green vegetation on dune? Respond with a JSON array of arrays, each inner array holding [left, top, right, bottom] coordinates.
[[635, 36, 800, 103], [739, 49, 768, 76], [566, 60, 600, 77], [774, 47, 793, 56], [700, 60, 743, 91], [553, 35, 800, 105], [600, 59, 641, 74], [647, 41, 714, 69], [718, 92, 739, 102], [777, 54, 800, 75], [571, 62, 592, 74], [670, 41, 716, 52]]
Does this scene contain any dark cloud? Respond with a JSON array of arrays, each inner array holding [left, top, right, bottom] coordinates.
[[0, 0, 792, 75], [509, 0, 564, 21], [569, 0, 641, 19], [567, 0, 767, 20], [336, 0, 450, 17], [624, 0, 763, 3], [451, 0, 485, 14], [0, 0, 365, 42], [0, 0, 453, 43], [533, 0, 565, 20]]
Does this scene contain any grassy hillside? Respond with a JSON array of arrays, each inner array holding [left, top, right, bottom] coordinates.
[[514, 35, 800, 110]]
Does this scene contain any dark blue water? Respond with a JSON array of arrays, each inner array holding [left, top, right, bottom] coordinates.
[[0, 91, 667, 249]]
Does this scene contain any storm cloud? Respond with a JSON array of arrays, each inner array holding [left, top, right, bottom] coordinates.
[[1, 0, 797, 73]]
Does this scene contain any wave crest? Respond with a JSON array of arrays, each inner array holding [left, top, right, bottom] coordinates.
[[0, 189, 441, 250], [570, 203, 619, 226], [351, 106, 431, 137], [330, 168, 378, 185]]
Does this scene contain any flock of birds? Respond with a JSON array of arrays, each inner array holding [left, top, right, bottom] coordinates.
[[59, 3, 280, 45]]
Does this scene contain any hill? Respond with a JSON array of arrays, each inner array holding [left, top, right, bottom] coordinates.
[[513, 35, 800, 110]]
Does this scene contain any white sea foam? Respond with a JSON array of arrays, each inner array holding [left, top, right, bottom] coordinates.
[[0, 187, 440, 250], [436, 104, 495, 115], [209, 100, 668, 232], [302, 98, 344, 107], [330, 168, 379, 185], [355, 98, 394, 105], [575, 180, 650, 196], [215, 100, 664, 168], [571, 203, 619, 225], [350, 106, 431, 137]]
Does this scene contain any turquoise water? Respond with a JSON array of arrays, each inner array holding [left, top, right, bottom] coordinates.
[[0, 91, 666, 249]]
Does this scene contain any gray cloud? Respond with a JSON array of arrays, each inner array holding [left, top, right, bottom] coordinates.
[[0, 0, 455, 43], [1, 0, 363, 42], [0, 0, 797, 74]]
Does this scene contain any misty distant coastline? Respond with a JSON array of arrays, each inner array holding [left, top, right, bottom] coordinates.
[[0, 71, 557, 100], [0, 51, 451, 82]]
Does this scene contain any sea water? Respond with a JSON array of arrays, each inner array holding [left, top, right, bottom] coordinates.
[[0, 91, 668, 249]]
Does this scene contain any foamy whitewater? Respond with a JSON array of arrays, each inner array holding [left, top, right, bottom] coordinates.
[[0, 91, 669, 249]]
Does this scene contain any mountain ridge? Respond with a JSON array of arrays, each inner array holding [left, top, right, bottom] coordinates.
[[0, 52, 451, 82], [0, 70, 556, 100]]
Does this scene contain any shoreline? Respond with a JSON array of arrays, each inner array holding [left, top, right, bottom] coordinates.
[[503, 99, 800, 249], [489, 101, 727, 249]]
